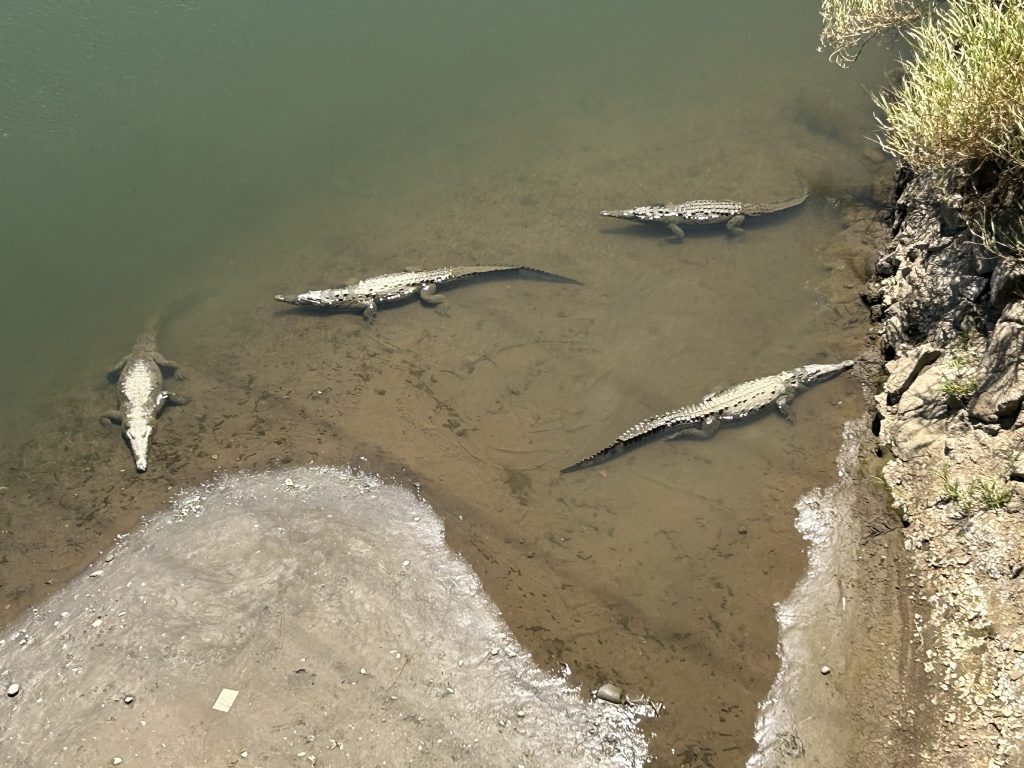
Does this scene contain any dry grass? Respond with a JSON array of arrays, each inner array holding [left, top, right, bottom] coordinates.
[[875, 1, 1024, 170], [819, 0, 934, 66]]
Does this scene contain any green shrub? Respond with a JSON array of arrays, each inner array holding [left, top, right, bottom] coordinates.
[[875, 1, 1024, 170], [822, 0, 1024, 171]]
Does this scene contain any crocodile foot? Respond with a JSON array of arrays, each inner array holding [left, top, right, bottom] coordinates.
[[726, 215, 746, 236], [100, 411, 122, 427], [419, 283, 445, 306]]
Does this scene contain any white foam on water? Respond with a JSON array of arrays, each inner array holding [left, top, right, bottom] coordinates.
[[0, 466, 649, 767], [747, 421, 864, 767]]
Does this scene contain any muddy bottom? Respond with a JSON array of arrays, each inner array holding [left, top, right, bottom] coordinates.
[[0, 127, 883, 764]]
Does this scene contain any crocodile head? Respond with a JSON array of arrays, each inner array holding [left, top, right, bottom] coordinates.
[[600, 205, 678, 223], [600, 207, 642, 222], [600, 206, 663, 222], [124, 420, 154, 472], [793, 360, 855, 386], [274, 289, 365, 311]]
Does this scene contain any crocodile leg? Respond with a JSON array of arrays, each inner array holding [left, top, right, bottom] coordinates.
[[107, 356, 130, 380], [154, 353, 187, 381], [696, 415, 722, 438], [419, 283, 445, 306], [165, 392, 190, 406], [100, 411, 123, 427], [361, 299, 378, 322], [725, 214, 746, 236], [666, 223, 686, 240], [776, 396, 795, 422], [667, 415, 721, 440]]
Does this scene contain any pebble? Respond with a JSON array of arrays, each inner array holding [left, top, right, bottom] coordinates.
[[123, 695, 135, 705], [112, 759, 122, 766], [104, 554, 115, 563], [240, 751, 248, 758], [821, 666, 831, 675], [6, 683, 19, 697], [596, 682, 624, 704], [89, 570, 104, 578]]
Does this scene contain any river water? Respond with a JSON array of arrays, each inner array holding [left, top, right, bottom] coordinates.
[[0, 1, 890, 764]]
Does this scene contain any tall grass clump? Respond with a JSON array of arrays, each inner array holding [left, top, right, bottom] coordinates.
[[876, 1, 1024, 170], [820, 0, 935, 65]]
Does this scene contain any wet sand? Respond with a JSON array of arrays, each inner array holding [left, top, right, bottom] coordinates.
[[0, 467, 651, 767]]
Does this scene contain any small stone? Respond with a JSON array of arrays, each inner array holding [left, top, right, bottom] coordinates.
[[516, 709, 526, 718], [104, 554, 114, 563], [360, 668, 367, 675], [90, 570, 104, 578], [123, 695, 134, 705], [284, 478, 295, 487], [91, 619, 103, 628], [737, 527, 748, 535], [821, 666, 831, 675], [595, 683, 624, 704], [112, 759, 122, 766], [240, 751, 248, 758], [6, 683, 19, 697]]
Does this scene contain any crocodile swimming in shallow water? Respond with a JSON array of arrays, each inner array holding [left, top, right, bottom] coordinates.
[[600, 185, 808, 241], [274, 265, 580, 320], [101, 318, 189, 472], [562, 360, 854, 473]]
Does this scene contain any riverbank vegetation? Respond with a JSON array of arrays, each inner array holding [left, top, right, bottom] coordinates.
[[821, 0, 1024, 172]]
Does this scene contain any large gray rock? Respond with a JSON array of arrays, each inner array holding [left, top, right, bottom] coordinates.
[[970, 301, 1024, 423], [883, 345, 940, 405]]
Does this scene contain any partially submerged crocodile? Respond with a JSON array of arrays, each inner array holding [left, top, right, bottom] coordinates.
[[101, 319, 189, 472], [600, 185, 808, 240], [274, 265, 580, 320], [562, 360, 854, 473]]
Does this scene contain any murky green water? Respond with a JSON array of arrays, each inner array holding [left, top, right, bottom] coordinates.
[[1, 1, 891, 764]]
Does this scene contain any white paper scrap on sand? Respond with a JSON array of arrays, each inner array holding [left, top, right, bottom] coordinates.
[[212, 688, 239, 712]]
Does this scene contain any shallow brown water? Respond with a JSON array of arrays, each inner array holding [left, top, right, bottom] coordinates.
[[0, 1, 891, 764]]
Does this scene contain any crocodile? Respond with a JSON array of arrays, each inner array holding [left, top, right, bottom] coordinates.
[[274, 265, 580, 320], [561, 360, 854, 473], [100, 318, 189, 472], [599, 185, 808, 241]]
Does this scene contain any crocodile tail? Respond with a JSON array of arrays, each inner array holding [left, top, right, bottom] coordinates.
[[450, 265, 582, 285], [561, 416, 695, 473], [789, 180, 810, 207], [141, 293, 208, 339], [561, 439, 630, 473], [515, 266, 583, 285], [754, 181, 809, 214]]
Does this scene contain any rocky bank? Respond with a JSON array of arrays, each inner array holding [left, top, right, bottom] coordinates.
[[866, 166, 1024, 766]]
